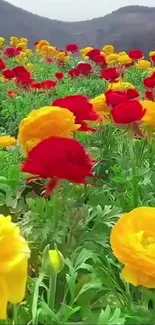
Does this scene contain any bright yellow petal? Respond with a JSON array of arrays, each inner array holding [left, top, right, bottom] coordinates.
[[0, 276, 8, 320], [121, 266, 139, 286], [6, 257, 28, 304]]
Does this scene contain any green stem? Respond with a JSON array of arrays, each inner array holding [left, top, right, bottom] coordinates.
[[32, 273, 44, 325], [12, 305, 18, 325], [129, 135, 139, 208], [48, 272, 57, 310]]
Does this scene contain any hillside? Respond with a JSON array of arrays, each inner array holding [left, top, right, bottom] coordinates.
[[0, 1, 155, 52]]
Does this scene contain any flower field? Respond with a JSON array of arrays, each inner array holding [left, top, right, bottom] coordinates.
[[1, 36, 155, 324]]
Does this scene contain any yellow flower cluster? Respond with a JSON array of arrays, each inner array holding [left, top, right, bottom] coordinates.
[[111, 207, 155, 288], [0, 136, 16, 148], [18, 106, 80, 155]]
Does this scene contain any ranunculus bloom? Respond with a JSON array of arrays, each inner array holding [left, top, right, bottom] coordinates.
[[103, 45, 115, 55], [144, 73, 155, 89], [0, 59, 6, 71], [90, 95, 111, 124], [92, 55, 107, 66], [4, 47, 21, 58], [108, 81, 135, 91], [69, 67, 81, 78], [118, 55, 133, 66], [22, 137, 95, 196], [53, 95, 99, 132], [0, 136, 16, 148], [105, 90, 128, 108], [126, 89, 140, 100], [2, 69, 15, 80], [66, 43, 79, 53], [145, 89, 154, 101], [80, 47, 94, 57], [129, 49, 144, 60], [110, 207, 155, 288], [55, 72, 64, 80], [87, 49, 101, 60], [18, 106, 80, 155], [151, 55, 155, 63], [141, 100, 155, 128], [101, 67, 120, 82], [136, 60, 151, 70], [76, 63, 93, 76], [111, 100, 146, 124], [31, 80, 57, 90], [0, 215, 30, 319]]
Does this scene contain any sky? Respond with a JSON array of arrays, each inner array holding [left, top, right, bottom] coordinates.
[[6, 0, 155, 21]]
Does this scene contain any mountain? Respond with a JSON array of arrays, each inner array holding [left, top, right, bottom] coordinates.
[[0, 1, 155, 53]]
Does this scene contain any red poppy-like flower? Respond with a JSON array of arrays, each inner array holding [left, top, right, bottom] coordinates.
[[45, 57, 53, 64], [12, 66, 28, 77], [76, 63, 93, 76], [22, 137, 95, 196], [3, 69, 15, 79], [8, 90, 18, 98], [53, 95, 99, 131], [87, 49, 101, 60], [101, 67, 120, 82], [66, 43, 79, 53], [92, 55, 107, 67], [55, 72, 64, 80], [69, 67, 81, 78], [31, 80, 57, 90], [0, 59, 6, 71], [145, 89, 154, 101], [4, 47, 21, 58], [129, 49, 144, 60], [144, 73, 155, 88], [105, 90, 128, 108], [126, 89, 140, 99], [34, 41, 39, 47], [111, 100, 146, 124], [151, 55, 155, 64]]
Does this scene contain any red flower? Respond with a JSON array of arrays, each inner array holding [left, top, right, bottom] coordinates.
[[53, 95, 99, 131], [45, 58, 53, 64], [0, 59, 6, 71], [105, 90, 128, 108], [129, 49, 144, 60], [22, 137, 94, 196], [69, 67, 81, 78], [151, 55, 155, 63], [8, 90, 18, 98], [101, 67, 120, 82], [126, 89, 140, 99], [31, 80, 57, 90], [111, 100, 146, 124], [4, 47, 21, 58], [76, 63, 93, 76], [3, 69, 15, 79], [55, 72, 64, 80], [144, 73, 155, 88], [66, 43, 79, 53], [92, 55, 107, 67], [12, 66, 28, 77], [87, 49, 101, 60], [145, 89, 154, 101]]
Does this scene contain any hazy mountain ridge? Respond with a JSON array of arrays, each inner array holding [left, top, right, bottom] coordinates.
[[0, 1, 155, 52]]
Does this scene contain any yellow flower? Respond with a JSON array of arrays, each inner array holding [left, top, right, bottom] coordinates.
[[80, 47, 94, 57], [16, 42, 27, 50], [0, 215, 30, 319], [141, 100, 155, 128], [25, 49, 33, 56], [90, 95, 111, 124], [0, 37, 5, 48], [103, 45, 115, 55], [49, 249, 64, 274], [136, 60, 151, 70], [110, 207, 155, 288], [0, 76, 6, 83], [48, 46, 57, 57], [56, 51, 69, 62], [36, 40, 50, 51], [20, 38, 28, 44], [18, 106, 80, 155], [10, 37, 19, 47], [0, 136, 16, 148], [108, 81, 135, 91], [119, 51, 128, 56], [106, 54, 119, 65], [118, 55, 132, 65]]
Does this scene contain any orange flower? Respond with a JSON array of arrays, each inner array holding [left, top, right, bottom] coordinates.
[[110, 207, 155, 288]]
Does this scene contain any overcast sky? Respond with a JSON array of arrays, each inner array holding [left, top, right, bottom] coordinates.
[[7, 0, 155, 21]]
